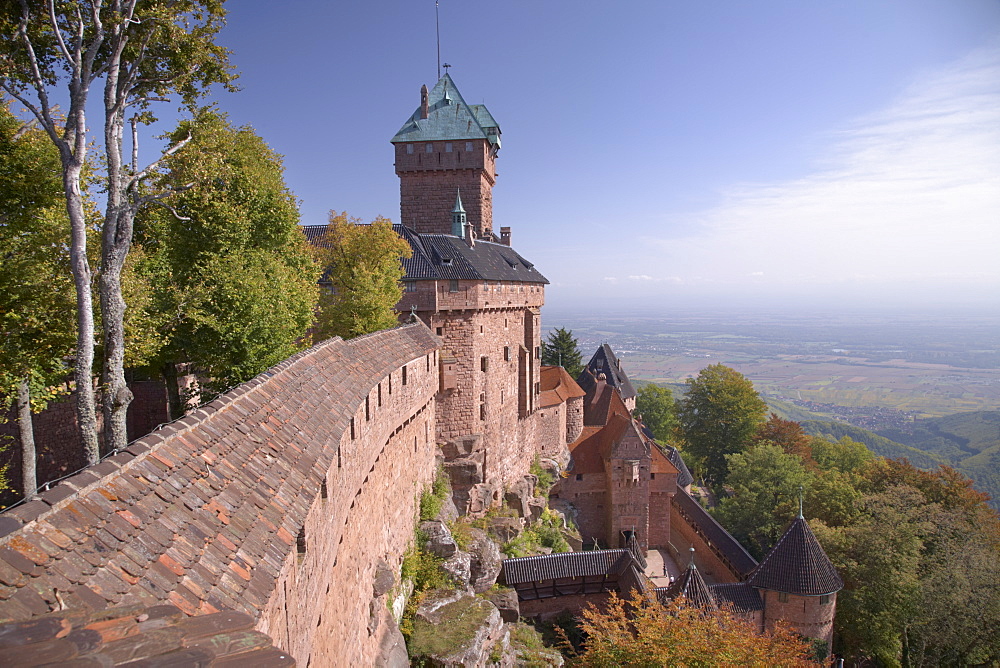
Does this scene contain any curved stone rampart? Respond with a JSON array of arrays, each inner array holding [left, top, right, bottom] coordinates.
[[0, 322, 440, 665]]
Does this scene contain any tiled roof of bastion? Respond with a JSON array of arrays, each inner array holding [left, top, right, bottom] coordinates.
[[538, 366, 586, 408], [0, 322, 438, 624]]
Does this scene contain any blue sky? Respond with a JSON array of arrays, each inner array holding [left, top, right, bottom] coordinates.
[[199, 2, 998, 311]]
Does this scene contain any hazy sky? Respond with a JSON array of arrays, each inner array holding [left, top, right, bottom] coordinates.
[[208, 1, 1000, 312]]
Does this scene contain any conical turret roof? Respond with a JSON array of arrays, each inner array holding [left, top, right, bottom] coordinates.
[[747, 517, 843, 595], [659, 554, 717, 610]]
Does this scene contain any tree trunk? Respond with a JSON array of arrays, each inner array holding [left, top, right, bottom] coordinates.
[[162, 361, 183, 420], [62, 153, 100, 464], [16, 378, 36, 498], [100, 63, 134, 452], [99, 259, 133, 451]]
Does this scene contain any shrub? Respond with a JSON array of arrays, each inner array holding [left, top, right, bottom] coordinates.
[[530, 456, 555, 496], [419, 466, 450, 521]]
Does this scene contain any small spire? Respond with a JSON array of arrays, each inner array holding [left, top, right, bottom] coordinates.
[[689, 546, 696, 569], [798, 485, 804, 519], [451, 189, 467, 237]]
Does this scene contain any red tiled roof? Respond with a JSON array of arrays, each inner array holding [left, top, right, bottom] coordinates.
[[0, 604, 295, 666], [0, 323, 438, 623], [538, 366, 586, 408], [567, 414, 633, 475]]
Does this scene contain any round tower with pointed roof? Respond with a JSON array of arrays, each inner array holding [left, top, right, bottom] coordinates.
[[392, 73, 500, 238], [746, 513, 843, 655]]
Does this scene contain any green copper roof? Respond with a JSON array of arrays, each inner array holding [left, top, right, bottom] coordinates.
[[392, 73, 501, 145]]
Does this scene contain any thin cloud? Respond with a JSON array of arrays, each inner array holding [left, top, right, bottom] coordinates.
[[649, 43, 1000, 296]]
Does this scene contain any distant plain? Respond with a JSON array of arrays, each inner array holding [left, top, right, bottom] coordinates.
[[545, 308, 1000, 419]]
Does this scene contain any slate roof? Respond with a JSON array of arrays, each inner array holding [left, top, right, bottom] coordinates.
[[671, 489, 759, 578], [0, 322, 438, 623], [0, 604, 295, 666], [661, 444, 694, 488], [501, 549, 636, 585], [656, 559, 717, 611], [581, 345, 636, 401], [391, 73, 500, 146], [710, 582, 764, 613], [300, 224, 548, 285], [539, 366, 586, 408], [746, 517, 844, 596]]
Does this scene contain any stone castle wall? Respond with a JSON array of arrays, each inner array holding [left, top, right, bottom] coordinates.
[[0, 324, 439, 667], [425, 304, 543, 492], [557, 473, 612, 548], [669, 503, 742, 585], [566, 396, 584, 444], [536, 402, 568, 461], [395, 140, 496, 237], [761, 590, 837, 651]]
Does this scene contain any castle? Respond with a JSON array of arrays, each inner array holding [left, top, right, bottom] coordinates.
[[0, 73, 841, 664]]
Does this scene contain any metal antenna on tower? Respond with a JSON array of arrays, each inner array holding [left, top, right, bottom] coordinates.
[[436, 0, 441, 79]]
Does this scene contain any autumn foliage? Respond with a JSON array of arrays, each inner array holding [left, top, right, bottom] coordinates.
[[570, 591, 817, 667]]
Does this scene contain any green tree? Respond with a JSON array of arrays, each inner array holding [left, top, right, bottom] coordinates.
[[541, 327, 583, 378], [635, 384, 677, 442], [0, 105, 76, 497], [676, 364, 767, 485], [810, 435, 873, 474], [1, 0, 235, 455], [713, 442, 814, 558], [132, 111, 318, 412], [813, 461, 1000, 666], [313, 212, 412, 341]]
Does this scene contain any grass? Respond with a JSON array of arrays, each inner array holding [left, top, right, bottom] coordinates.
[[502, 509, 571, 558], [468, 503, 519, 530], [509, 622, 564, 667], [448, 517, 475, 551], [407, 596, 495, 659]]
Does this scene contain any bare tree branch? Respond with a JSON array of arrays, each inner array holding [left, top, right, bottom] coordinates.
[[11, 118, 38, 141], [149, 196, 194, 221], [46, 0, 74, 64], [128, 131, 192, 190]]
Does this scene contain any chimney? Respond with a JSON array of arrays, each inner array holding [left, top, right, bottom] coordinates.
[[500, 227, 511, 246], [420, 84, 429, 119]]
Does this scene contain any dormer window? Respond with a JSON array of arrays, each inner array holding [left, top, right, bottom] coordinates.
[[442, 258, 453, 266]]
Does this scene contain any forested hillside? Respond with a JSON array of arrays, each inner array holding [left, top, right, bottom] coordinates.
[[800, 421, 945, 470], [877, 410, 1000, 508]]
